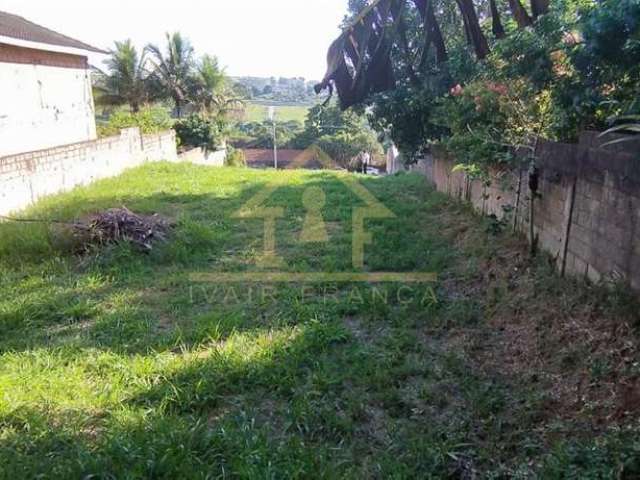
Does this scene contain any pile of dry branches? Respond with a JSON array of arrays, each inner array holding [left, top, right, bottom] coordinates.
[[75, 207, 172, 252]]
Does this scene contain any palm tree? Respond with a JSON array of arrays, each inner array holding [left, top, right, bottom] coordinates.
[[191, 54, 225, 114], [146, 32, 195, 117], [190, 54, 243, 117], [600, 115, 640, 147], [95, 40, 149, 112]]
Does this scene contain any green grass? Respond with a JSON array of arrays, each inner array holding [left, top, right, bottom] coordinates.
[[0, 164, 638, 478], [241, 102, 310, 124]]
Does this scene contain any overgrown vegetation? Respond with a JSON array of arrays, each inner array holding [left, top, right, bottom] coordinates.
[[225, 146, 247, 167], [94, 32, 242, 149], [174, 114, 226, 152], [0, 164, 638, 477], [97, 106, 174, 137], [325, 0, 640, 170]]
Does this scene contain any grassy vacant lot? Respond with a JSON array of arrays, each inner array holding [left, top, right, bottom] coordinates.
[[241, 102, 310, 124], [0, 164, 639, 478]]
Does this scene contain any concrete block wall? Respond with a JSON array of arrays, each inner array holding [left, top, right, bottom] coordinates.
[[565, 148, 640, 288], [422, 138, 640, 290], [425, 151, 526, 224], [0, 128, 177, 215], [178, 146, 226, 166]]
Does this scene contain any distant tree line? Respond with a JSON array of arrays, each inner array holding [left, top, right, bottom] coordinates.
[[233, 76, 321, 104], [230, 103, 382, 169]]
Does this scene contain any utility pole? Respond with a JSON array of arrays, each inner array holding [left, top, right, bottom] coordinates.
[[273, 121, 278, 169], [268, 106, 278, 169]]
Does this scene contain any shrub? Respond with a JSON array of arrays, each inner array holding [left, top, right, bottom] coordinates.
[[97, 106, 173, 137], [225, 147, 246, 167], [362, 0, 640, 169], [290, 104, 372, 150], [174, 115, 225, 151], [436, 80, 543, 172], [316, 130, 381, 168], [599, 115, 640, 147], [368, 85, 446, 162]]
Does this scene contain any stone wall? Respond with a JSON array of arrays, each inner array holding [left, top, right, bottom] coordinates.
[[421, 138, 640, 290], [0, 128, 177, 215]]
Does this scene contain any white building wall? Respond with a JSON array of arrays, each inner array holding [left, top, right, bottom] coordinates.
[[0, 62, 97, 157]]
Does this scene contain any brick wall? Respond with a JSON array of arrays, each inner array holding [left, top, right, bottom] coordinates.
[[0, 128, 178, 215], [421, 138, 640, 290]]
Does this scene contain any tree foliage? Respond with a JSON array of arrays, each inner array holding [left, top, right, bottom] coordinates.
[[94, 40, 152, 113], [95, 32, 245, 149], [146, 33, 196, 118], [189, 55, 243, 117], [97, 106, 173, 137], [233, 120, 303, 149], [319, 0, 640, 168], [294, 104, 381, 167], [316, 0, 551, 109], [174, 114, 226, 151], [229, 103, 382, 168]]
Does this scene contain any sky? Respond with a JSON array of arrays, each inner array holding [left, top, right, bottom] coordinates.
[[2, 0, 348, 80]]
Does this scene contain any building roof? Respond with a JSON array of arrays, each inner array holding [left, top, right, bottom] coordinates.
[[0, 10, 106, 54]]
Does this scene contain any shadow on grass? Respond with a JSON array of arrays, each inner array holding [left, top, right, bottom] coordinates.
[[0, 166, 447, 357], [2, 166, 640, 478], [0, 321, 351, 478]]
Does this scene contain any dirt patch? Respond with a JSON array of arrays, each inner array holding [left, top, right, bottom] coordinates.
[[360, 404, 391, 445], [486, 294, 640, 427], [438, 205, 640, 435], [344, 316, 389, 345]]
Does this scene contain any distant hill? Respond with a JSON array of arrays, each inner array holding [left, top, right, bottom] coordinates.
[[232, 76, 326, 105]]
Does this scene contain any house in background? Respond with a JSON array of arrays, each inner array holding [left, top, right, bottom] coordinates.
[[0, 11, 105, 157]]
